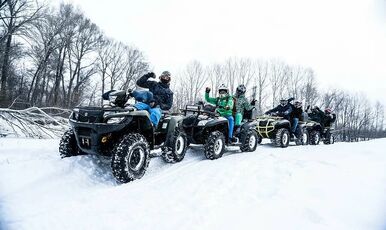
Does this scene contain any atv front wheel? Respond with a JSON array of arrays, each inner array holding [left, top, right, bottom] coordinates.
[[296, 129, 309, 146], [111, 133, 150, 183], [240, 130, 258, 152], [275, 128, 290, 148], [309, 131, 321, 145], [205, 131, 225, 160], [323, 133, 335, 145], [162, 131, 188, 163], [59, 129, 83, 158]]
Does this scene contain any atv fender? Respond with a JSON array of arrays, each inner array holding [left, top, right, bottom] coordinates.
[[274, 120, 291, 130], [164, 116, 184, 147]]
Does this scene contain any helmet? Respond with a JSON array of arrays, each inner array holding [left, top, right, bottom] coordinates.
[[236, 84, 246, 96], [159, 71, 171, 84], [311, 106, 319, 112], [325, 108, 332, 114], [279, 98, 288, 107], [218, 84, 229, 96], [294, 100, 302, 108]]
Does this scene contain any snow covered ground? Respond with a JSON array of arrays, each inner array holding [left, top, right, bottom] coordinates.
[[0, 138, 385, 230]]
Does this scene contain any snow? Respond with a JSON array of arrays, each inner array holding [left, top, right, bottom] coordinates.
[[0, 138, 386, 230]]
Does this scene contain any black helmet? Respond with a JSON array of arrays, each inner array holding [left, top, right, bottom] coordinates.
[[279, 98, 288, 107], [159, 71, 171, 84], [294, 100, 302, 108], [236, 84, 246, 96]]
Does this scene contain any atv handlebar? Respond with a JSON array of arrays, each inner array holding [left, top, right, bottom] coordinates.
[[180, 108, 218, 117]]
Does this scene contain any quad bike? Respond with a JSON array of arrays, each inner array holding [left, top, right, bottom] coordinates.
[[255, 112, 309, 148], [179, 102, 259, 160], [305, 120, 335, 145], [59, 90, 187, 183]]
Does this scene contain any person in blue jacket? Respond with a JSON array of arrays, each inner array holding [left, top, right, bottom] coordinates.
[[134, 71, 174, 126]]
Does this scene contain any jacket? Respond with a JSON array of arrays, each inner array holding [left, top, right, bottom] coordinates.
[[136, 74, 173, 110], [205, 92, 234, 117]]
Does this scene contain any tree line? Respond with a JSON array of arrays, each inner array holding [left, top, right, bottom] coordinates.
[[1, 1, 384, 142], [0, 0, 149, 108], [173, 58, 386, 142]]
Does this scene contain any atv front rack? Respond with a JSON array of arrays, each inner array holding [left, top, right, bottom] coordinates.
[[255, 116, 282, 138]]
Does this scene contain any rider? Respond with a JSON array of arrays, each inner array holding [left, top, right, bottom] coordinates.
[[290, 100, 304, 138], [323, 108, 336, 127], [233, 84, 256, 132], [135, 71, 173, 126], [307, 106, 325, 124], [205, 84, 237, 143], [265, 98, 293, 120]]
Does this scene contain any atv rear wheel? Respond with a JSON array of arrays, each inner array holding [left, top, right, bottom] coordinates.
[[205, 131, 225, 160], [59, 129, 83, 158], [162, 130, 187, 163], [275, 128, 290, 148], [310, 130, 321, 145], [111, 133, 150, 183], [240, 130, 258, 152], [296, 129, 309, 146]]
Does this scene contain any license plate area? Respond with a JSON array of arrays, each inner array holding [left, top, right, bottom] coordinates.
[[80, 137, 91, 148]]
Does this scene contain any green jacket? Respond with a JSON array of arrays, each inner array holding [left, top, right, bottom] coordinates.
[[205, 92, 234, 116], [234, 95, 253, 115]]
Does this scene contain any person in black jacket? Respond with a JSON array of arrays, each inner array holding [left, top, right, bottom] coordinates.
[[290, 100, 304, 137], [323, 108, 336, 127], [265, 98, 293, 120], [134, 71, 174, 126], [307, 106, 325, 124]]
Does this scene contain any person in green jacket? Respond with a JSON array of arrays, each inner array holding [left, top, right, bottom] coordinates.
[[205, 84, 236, 142], [233, 84, 256, 129]]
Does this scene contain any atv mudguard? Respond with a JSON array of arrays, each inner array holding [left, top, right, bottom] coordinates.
[[274, 119, 291, 130], [160, 115, 184, 147]]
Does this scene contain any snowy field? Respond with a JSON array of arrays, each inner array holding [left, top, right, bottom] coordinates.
[[0, 138, 385, 230]]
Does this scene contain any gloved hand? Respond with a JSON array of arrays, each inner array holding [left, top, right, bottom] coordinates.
[[127, 88, 134, 97], [284, 111, 289, 115], [251, 99, 256, 106], [147, 72, 156, 78], [205, 87, 211, 93]]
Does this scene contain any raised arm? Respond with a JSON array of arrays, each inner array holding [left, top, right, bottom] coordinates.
[[136, 72, 157, 89], [204, 87, 218, 105]]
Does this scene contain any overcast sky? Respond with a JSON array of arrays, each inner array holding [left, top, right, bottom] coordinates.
[[61, 0, 386, 104]]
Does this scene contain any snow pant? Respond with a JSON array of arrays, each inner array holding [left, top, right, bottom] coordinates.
[[291, 118, 299, 135], [133, 102, 162, 126], [235, 112, 243, 126], [225, 115, 235, 140], [132, 90, 153, 103]]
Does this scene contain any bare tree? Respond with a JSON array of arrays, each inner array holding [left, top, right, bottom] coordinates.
[[0, 0, 43, 105]]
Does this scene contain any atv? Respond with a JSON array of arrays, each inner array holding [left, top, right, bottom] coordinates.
[[255, 113, 309, 148], [59, 90, 187, 183], [304, 120, 335, 145], [179, 102, 259, 160]]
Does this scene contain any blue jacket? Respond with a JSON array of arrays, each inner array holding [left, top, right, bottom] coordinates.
[[136, 74, 174, 110]]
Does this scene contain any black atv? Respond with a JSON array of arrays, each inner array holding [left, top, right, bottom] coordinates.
[[304, 120, 335, 145], [180, 103, 259, 160], [59, 90, 187, 183], [255, 113, 309, 148]]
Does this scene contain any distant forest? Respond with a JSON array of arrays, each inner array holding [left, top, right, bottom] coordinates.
[[0, 0, 385, 141]]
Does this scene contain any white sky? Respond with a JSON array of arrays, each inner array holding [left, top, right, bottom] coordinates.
[[60, 0, 386, 104]]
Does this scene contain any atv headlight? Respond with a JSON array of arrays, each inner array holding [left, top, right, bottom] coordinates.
[[198, 120, 209, 126], [106, 117, 124, 124]]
